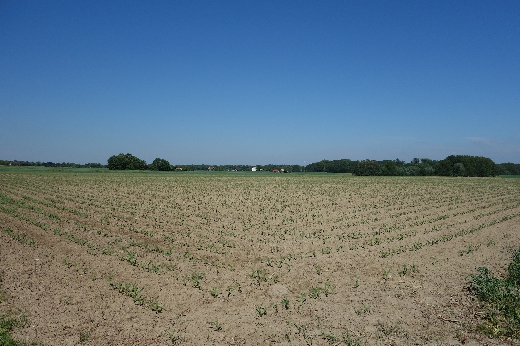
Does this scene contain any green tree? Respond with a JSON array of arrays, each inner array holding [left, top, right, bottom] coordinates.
[[380, 160, 397, 176], [353, 159, 381, 176], [453, 162, 466, 176], [437, 155, 497, 177], [150, 158, 171, 171], [107, 153, 147, 170], [497, 163, 520, 175]]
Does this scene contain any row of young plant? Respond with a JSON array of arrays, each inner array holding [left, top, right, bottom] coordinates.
[[379, 211, 520, 258], [1, 175, 518, 266], [1, 171, 519, 344], [1, 174, 518, 275]]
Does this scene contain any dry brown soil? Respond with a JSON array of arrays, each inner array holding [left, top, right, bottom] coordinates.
[[1, 171, 519, 345]]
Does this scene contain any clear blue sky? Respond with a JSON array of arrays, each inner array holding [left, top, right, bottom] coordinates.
[[1, 0, 519, 165]]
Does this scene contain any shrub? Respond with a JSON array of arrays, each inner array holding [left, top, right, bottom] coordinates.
[[469, 247, 520, 338]]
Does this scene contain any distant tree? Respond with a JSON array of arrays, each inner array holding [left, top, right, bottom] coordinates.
[[107, 153, 147, 170], [394, 158, 406, 167], [305, 160, 329, 172], [304, 159, 352, 173], [329, 159, 353, 173], [290, 164, 303, 172], [150, 158, 171, 171], [353, 159, 381, 176], [497, 163, 520, 175], [307, 158, 439, 176], [418, 158, 436, 176], [261, 164, 277, 172], [84, 163, 104, 168], [403, 165, 419, 176], [453, 162, 466, 176], [437, 155, 497, 177], [380, 160, 398, 176]]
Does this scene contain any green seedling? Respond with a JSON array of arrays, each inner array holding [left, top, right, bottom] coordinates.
[[399, 265, 408, 277], [209, 319, 222, 331], [309, 286, 322, 299], [250, 269, 268, 285], [210, 287, 220, 298], [110, 281, 163, 312], [460, 244, 481, 256], [362, 303, 371, 314], [183, 272, 204, 289], [79, 331, 90, 343], [149, 300, 163, 313], [282, 298, 289, 310], [383, 269, 391, 280], [315, 264, 322, 275], [320, 331, 338, 343], [256, 304, 267, 317]]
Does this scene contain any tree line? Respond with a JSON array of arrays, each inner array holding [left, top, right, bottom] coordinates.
[[105, 154, 302, 172], [2, 155, 520, 176], [105, 153, 508, 177], [0, 160, 103, 168], [306, 155, 508, 177]]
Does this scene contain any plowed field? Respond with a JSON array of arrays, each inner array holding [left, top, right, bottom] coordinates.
[[1, 171, 519, 345]]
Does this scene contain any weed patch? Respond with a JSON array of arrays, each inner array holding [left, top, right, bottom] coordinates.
[[469, 246, 520, 338], [0, 312, 41, 346]]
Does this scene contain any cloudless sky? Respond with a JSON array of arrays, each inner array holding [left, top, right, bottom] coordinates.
[[1, 0, 519, 165]]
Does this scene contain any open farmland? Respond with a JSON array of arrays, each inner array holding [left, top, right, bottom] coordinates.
[[1, 171, 520, 345]]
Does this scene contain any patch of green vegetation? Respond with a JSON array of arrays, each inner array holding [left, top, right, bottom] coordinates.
[[1, 228, 34, 247], [1, 306, 42, 345], [469, 246, 520, 338], [109, 281, 163, 313], [255, 304, 267, 317], [0, 313, 30, 346], [208, 319, 222, 331], [0, 166, 108, 173], [308, 280, 335, 299], [1, 271, 40, 345]]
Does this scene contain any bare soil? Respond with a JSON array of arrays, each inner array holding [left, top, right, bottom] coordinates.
[[1, 172, 519, 345]]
